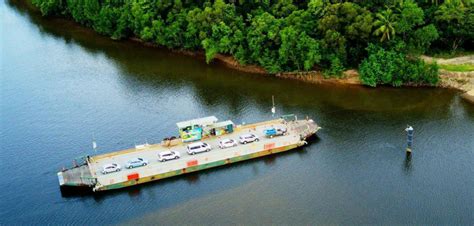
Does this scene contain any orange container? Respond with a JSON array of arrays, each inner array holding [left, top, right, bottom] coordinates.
[[264, 143, 275, 150], [187, 160, 198, 167], [127, 173, 139, 180]]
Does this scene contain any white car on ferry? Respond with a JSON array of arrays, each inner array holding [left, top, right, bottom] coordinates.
[[219, 138, 238, 149], [101, 163, 121, 174], [158, 150, 181, 162], [125, 158, 148, 169], [239, 134, 259, 144], [187, 142, 211, 155]]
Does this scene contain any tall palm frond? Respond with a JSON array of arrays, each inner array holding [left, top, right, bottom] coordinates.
[[373, 9, 398, 42]]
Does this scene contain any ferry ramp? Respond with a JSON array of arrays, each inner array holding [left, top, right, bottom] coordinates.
[[58, 164, 95, 187]]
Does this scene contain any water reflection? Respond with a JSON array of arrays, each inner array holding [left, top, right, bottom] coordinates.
[[403, 152, 413, 174], [185, 174, 201, 185]]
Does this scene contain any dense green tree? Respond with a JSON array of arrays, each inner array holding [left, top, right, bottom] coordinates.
[[93, 6, 121, 37], [32, 0, 473, 87], [323, 55, 345, 77], [246, 12, 282, 72], [393, 0, 439, 54], [396, 0, 424, 35], [270, 0, 298, 18], [317, 2, 374, 68], [202, 21, 244, 63], [279, 26, 321, 71], [129, 1, 155, 40], [359, 44, 438, 87], [434, 0, 473, 52], [407, 24, 439, 54], [162, 9, 188, 48], [32, 0, 65, 16]]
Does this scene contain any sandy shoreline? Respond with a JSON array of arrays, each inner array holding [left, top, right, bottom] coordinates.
[[461, 89, 474, 103]]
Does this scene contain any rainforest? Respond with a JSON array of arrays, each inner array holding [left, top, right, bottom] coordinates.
[[31, 0, 473, 87]]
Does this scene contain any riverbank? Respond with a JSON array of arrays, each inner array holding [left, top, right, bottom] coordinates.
[[133, 34, 474, 103], [131, 37, 473, 86], [175, 42, 474, 103], [422, 55, 474, 103], [21, 0, 474, 104], [440, 71, 474, 103], [130, 37, 363, 85], [462, 90, 474, 103]]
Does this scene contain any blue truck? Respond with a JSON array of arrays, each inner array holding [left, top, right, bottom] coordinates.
[[263, 126, 288, 138]]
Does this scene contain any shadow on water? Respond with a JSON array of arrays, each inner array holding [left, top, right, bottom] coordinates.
[[403, 152, 413, 174]]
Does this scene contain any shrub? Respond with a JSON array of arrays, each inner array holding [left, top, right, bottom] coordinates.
[[359, 44, 439, 87]]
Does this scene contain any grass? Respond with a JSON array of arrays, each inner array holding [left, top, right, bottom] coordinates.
[[439, 64, 474, 72], [429, 50, 474, 59]]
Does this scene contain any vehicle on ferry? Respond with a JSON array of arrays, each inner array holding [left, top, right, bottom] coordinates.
[[219, 139, 238, 149], [187, 142, 212, 155], [158, 151, 181, 162], [125, 158, 148, 168], [264, 126, 287, 138], [239, 134, 259, 144], [101, 163, 121, 174]]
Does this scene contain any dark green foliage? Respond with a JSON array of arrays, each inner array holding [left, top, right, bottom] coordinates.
[[246, 12, 282, 72], [93, 6, 125, 39], [433, 0, 473, 52], [359, 44, 439, 87], [323, 55, 344, 78], [317, 2, 374, 66], [66, 0, 100, 27], [32, 0, 65, 16], [31, 0, 470, 86], [408, 24, 439, 54], [279, 26, 321, 71], [396, 0, 424, 35]]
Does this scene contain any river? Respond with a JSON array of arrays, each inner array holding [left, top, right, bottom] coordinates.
[[1, 1, 473, 225]]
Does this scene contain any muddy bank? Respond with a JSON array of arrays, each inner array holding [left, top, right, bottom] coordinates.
[[130, 37, 267, 74], [215, 54, 474, 104], [424, 55, 474, 103], [440, 71, 474, 104], [276, 70, 361, 85], [462, 90, 474, 103], [129, 37, 361, 85], [438, 70, 474, 91]]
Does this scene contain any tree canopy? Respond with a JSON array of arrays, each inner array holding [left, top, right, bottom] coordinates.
[[32, 0, 473, 86]]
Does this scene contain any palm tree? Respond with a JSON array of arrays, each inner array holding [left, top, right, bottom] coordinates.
[[432, 0, 469, 7], [373, 9, 398, 42]]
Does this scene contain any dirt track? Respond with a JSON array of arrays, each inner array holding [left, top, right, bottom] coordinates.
[[421, 55, 474, 65]]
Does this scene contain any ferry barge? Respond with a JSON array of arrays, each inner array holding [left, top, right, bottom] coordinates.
[[57, 114, 320, 192]]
